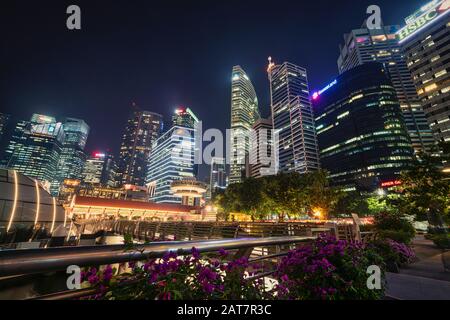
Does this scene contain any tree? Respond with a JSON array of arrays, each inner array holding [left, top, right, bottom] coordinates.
[[331, 192, 370, 217], [215, 170, 342, 221], [304, 170, 342, 220], [393, 150, 450, 230], [238, 178, 267, 220]]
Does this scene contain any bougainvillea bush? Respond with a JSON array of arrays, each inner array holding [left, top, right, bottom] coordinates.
[[273, 234, 386, 300], [370, 239, 416, 271], [81, 235, 397, 300], [81, 248, 268, 300]]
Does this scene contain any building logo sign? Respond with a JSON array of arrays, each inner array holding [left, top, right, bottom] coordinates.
[[93, 152, 106, 158], [312, 79, 338, 100], [380, 180, 402, 188], [397, 0, 450, 43]]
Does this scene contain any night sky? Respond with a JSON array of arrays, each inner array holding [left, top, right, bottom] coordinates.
[[1, 0, 425, 179]]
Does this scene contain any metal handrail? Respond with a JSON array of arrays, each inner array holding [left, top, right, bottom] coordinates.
[[0, 236, 315, 277]]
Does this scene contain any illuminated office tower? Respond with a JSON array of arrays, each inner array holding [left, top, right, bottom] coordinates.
[[397, 1, 450, 143], [229, 66, 260, 184], [56, 118, 90, 184], [207, 157, 227, 200], [312, 63, 414, 191], [118, 110, 163, 186], [249, 118, 276, 178], [3, 114, 65, 193], [172, 107, 199, 129], [337, 24, 435, 154], [172, 107, 200, 178], [267, 58, 320, 174], [82, 152, 118, 187], [146, 126, 195, 203]]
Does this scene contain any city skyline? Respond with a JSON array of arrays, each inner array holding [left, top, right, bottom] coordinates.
[[0, 0, 449, 304], [0, 0, 448, 192], [0, 0, 428, 158]]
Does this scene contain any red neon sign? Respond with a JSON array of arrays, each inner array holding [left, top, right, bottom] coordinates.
[[381, 180, 402, 188]]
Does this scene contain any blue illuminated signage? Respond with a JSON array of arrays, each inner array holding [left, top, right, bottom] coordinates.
[[312, 79, 337, 100]]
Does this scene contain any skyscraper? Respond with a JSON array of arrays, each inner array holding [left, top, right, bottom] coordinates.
[[172, 107, 200, 178], [249, 118, 276, 178], [172, 107, 199, 129], [56, 118, 90, 184], [397, 0, 450, 144], [82, 151, 118, 187], [146, 126, 195, 203], [229, 65, 260, 184], [267, 58, 320, 174], [118, 110, 163, 187], [312, 63, 414, 191], [337, 24, 435, 155], [207, 157, 227, 200], [3, 114, 65, 193]]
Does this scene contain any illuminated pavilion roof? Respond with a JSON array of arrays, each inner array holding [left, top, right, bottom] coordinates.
[[71, 196, 201, 213]]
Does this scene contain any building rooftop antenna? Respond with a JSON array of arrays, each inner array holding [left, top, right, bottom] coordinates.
[[267, 56, 275, 73]]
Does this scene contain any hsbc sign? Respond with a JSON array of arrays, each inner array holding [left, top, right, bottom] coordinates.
[[397, 0, 450, 43]]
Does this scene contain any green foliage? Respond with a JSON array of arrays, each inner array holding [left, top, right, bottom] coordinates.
[[331, 192, 370, 216], [123, 233, 136, 251], [367, 197, 390, 214], [330, 191, 399, 217], [427, 233, 450, 249], [374, 212, 416, 244], [391, 150, 450, 227], [215, 170, 342, 220], [377, 230, 415, 244]]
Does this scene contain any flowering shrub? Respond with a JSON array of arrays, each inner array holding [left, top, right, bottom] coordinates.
[[273, 234, 385, 300], [81, 248, 268, 300], [386, 239, 416, 264], [369, 239, 415, 272], [79, 236, 416, 300]]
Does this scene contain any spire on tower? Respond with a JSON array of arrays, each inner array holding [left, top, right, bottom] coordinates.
[[267, 56, 275, 73]]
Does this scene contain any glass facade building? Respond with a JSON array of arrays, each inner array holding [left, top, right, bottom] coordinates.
[[207, 157, 227, 200], [118, 110, 163, 187], [312, 63, 414, 191], [172, 107, 200, 178], [146, 126, 195, 204], [397, 1, 450, 143], [337, 24, 435, 155], [249, 118, 276, 178], [56, 118, 90, 184], [172, 107, 199, 129], [3, 114, 65, 194], [82, 151, 118, 187], [268, 60, 320, 174], [229, 65, 260, 184]]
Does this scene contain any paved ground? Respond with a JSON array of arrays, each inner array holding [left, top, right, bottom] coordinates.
[[386, 236, 450, 300]]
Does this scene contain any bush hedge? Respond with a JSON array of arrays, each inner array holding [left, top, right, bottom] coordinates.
[[374, 212, 416, 244]]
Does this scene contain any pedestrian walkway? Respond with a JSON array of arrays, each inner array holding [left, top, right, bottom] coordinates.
[[386, 236, 450, 300]]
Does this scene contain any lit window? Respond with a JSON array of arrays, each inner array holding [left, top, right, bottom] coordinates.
[[424, 83, 438, 93], [435, 70, 447, 78]]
